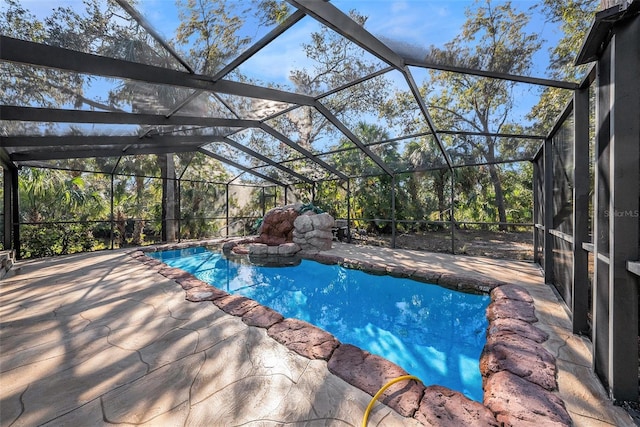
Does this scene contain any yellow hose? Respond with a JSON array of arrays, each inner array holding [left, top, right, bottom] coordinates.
[[361, 375, 422, 427]]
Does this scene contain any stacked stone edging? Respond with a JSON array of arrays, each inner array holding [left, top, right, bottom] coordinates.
[[415, 386, 500, 427], [292, 212, 334, 253], [481, 284, 571, 426], [129, 243, 571, 426], [328, 344, 424, 417]]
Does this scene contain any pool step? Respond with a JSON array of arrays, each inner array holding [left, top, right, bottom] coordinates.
[[0, 250, 16, 280]]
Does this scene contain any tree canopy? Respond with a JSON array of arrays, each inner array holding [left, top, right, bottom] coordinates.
[[0, 0, 593, 256]]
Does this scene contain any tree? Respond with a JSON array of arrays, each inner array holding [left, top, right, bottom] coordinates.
[[18, 167, 106, 257], [405, 140, 450, 223], [176, 0, 288, 76], [177, 152, 232, 239], [417, 1, 541, 230], [528, 0, 598, 130], [268, 10, 388, 166], [329, 122, 408, 232]]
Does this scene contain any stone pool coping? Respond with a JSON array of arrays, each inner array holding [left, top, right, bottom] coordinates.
[[132, 239, 572, 426]]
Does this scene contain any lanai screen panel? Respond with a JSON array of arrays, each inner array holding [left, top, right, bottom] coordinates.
[[313, 180, 348, 217], [443, 134, 541, 167], [270, 158, 333, 182], [265, 106, 336, 154], [317, 147, 385, 178], [171, 92, 238, 119], [177, 152, 233, 183], [17, 167, 115, 257], [384, 134, 448, 174], [231, 128, 302, 164], [228, 184, 268, 221], [1, 0, 185, 71], [214, 93, 295, 120], [1, 0, 586, 233], [551, 111, 575, 304], [451, 162, 533, 226], [228, 14, 388, 96], [141, 0, 297, 78], [16, 157, 122, 175], [179, 179, 228, 239], [534, 153, 545, 265]]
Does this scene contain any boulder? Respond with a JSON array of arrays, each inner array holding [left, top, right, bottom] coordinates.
[[293, 215, 313, 233], [310, 212, 335, 229], [258, 206, 299, 245]]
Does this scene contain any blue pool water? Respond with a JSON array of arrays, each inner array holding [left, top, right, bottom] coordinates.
[[149, 246, 490, 401]]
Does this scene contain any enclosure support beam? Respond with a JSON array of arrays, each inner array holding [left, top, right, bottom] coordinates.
[[10, 145, 198, 162], [1, 36, 316, 107], [543, 137, 554, 285], [404, 58, 578, 90], [607, 15, 639, 401], [3, 166, 11, 249], [221, 137, 313, 185], [10, 166, 19, 258], [0, 106, 261, 129], [532, 161, 540, 264], [160, 154, 177, 243], [226, 184, 230, 238], [346, 179, 351, 243], [177, 179, 182, 243], [2, 164, 17, 251], [450, 171, 456, 255], [591, 13, 640, 401], [572, 88, 590, 335], [391, 175, 396, 249], [109, 157, 121, 250], [593, 37, 611, 391], [110, 173, 115, 250]]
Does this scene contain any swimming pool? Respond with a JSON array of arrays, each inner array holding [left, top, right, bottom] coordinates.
[[148, 246, 490, 401]]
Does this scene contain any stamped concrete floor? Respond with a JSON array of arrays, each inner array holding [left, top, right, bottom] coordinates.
[[0, 243, 634, 426]]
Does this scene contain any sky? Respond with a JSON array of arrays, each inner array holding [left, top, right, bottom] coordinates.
[[19, 0, 564, 79], [11, 0, 571, 133]]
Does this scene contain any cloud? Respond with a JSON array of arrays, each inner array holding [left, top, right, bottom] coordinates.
[[353, 1, 465, 49], [391, 0, 410, 14]]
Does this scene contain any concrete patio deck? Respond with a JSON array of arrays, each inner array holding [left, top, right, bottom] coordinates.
[[0, 243, 634, 426]]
